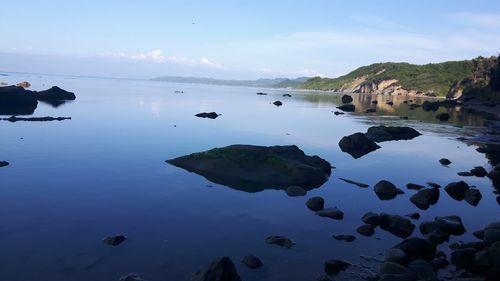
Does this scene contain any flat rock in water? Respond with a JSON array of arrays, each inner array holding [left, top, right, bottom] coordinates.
[[3, 116, 71, 122], [458, 171, 473, 177], [306, 196, 325, 211], [0, 161, 9, 167], [339, 132, 380, 159], [195, 112, 219, 119], [285, 185, 307, 196], [365, 126, 421, 142], [273, 100, 283, 106], [166, 145, 331, 193], [191, 257, 242, 281], [324, 259, 351, 275], [339, 177, 369, 188], [379, 213, 416, 238], [316, 207, 344, 220], [103, 234, 126, 246], [406, 183, 425, 190], [33, 86, 76, 101], [256, 92, 267, 95], [242, 255, 263, 269], [265, 236, 294, 248], [357, 224, 375, 236], [439, 158, 451, 165], [426, 182, 441, 188], [332, 234, 356, 242], [336, 104, 355, 112]]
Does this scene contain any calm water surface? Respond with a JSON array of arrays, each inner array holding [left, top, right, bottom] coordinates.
[[0, 73, 499, 281]]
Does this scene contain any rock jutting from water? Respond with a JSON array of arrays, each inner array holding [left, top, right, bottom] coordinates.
[[324, 259, 351, 276], [439, 158, 451, 165], [103, 234, 127, 246], [265, 235, 295, 248], [339, 132, 380, 159], [379, 213, 416, 238], [409, 187, 440, 210], [285, 185, 307, 196], [191, 257, 242, 281], [2, 116, 71, 122], [306, 196, 325, 211], [242, 255, 263, 269], [273, 100, 283, 106], [316, 207, 344, 220], [338, 177, 369, 188], [166, 145, 332, 192], [365, 126, 421, 142], [336, 104, 355, 112], [0, 85, 76, 115], [332, 234, 356, 242], [0, 161, 9, 167], [195, 112, 220, 119], [341, 94, 353, 104], [374, 180, 404, 200]]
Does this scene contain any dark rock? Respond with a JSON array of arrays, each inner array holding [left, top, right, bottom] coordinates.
[[422, 101, 439, 112], [439, 158, 452, 165], [306, 196, 325, 211], [464, 189, 482, 206], [195, 112, 219, 119], [435, 216, 466, 235], [282, 94, 292, 97], [406, 213, 420, 220], [406, 259, 438, 281], [333, 111, 344, 115], [431, 257, 450, 269], [365, 108, 376, 113], [362, 212, 380, 226], [3, 116, 71, 122], [324, 259, 351, 275], [406, 183, 425, 190], [378, 273, 417, 281], [119, 273, 147, 281], [0, 161, 9, 167], [357, 224, 375, 236], [483, 228, 500, 245], [473, 230, 485, 240], [400, 116, 409, 120], [341, 94, 353, 104], [339, 132, 380, 159], [458, 171, 474, 177], [436, 113, 451, 121], [386, 101, 394, 106], [384, 248, 409, 264], [470, 166, 488, 177], [445, 181, 470, 201], [33, 86, 76, 101], [374, 180, 402, 200], [426, 182, 441, 188], [103, 234, 126, 246], [380, 214, 416, 238], [256, 92, 267, 95], [316, 207, 344, 220], [273, 100, 283, 107], [336, 104, 355, 112], [0, 85, 38, 115], [409, 187, 439, 210], [242, 255, 263, 269], [339, 177, 369, 188], [394, 237, 437, 261], [285, 185, 307, 197], [265, 236, 294, 248], [191, 257, 242, 281], [365, 126, 421, 142], [166, 145, 332, 193], [332, 234, 356, 242], [488, 164, 500, 190], [419, 221, 440, 235], [426, 229, 450, 245], [451, 248, 477, 269], [380, 262, 411, 275]]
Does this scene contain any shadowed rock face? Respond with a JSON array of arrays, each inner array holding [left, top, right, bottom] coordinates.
[[166, 145, 331, 193], [0, 86, 38, 115], [365, 126, 421, 142]]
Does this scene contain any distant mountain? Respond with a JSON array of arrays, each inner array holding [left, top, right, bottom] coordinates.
[[150, 76, 310, 88], [299, 56, 499, 99]]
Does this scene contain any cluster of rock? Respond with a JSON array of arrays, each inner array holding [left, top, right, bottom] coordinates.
[[339, 126, 421, 158], [0, 85, 76, 115], [357, 212, 416, 238], [445, 181, 483, 206]]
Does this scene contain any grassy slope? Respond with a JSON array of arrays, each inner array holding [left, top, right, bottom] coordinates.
[[300, 60, 475, 96]]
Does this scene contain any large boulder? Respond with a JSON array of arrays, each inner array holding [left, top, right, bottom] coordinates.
[[409, 187, 439, 210], [445, 181, 470, 201], [0, 85, 38, 115], [341, 95, 353, 104], [365, 126, 421, 142], [191, 257, 242, 281], [306, 196, 325, 211], [166, 145, 332, 192], [33, 86, 76, 101], [339, 133, 380, 159], [394, 237, 437, 262]]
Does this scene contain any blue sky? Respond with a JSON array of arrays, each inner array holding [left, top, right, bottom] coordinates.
[[1, 0, 500, 79]]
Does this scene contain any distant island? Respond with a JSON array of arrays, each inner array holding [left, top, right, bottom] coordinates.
[[150, 76, 310, 88], [300, 55, 500, 102]]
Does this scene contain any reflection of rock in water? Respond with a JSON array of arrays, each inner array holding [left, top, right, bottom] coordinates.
[[166, 145, 331, 193]]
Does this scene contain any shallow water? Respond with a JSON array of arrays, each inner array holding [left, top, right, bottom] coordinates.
[[0, 73, 499, 281]]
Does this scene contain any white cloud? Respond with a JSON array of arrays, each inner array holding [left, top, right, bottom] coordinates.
[[105, 49, 223, 68]]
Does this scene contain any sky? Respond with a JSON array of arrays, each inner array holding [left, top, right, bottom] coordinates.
[[1, 0, 500, 79]]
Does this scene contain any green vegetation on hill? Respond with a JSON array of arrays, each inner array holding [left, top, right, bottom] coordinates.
[[300, 59, 479, 96]]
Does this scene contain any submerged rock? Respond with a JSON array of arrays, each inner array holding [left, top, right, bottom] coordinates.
[[357, 224, 375, 236], [316, 207, 344, 220], [0, 161, 9, 167], [324, 259, 351, 275], [265, 236, 294, 248], [195, 112, 219, 119], [341, 94, 353, 104], [332, 234, 356, 242], [336, 104, 355, 112], [374, 180, 404, 200], [285, 185, 307, 197], [103, 234, 126, 246], [242, 255, 263, 269], [365, 126, 421, 142], [306, 196, 325, 211], [409, 187, 439, 210], [191, 257, 242, 281], [445, 181, 470, 201], [379, 213, 415, 238], [166, 145, 331, 193], [339, 133, 380, 159], [339, 177, 369, 188]]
